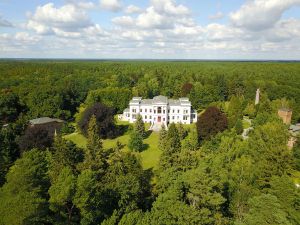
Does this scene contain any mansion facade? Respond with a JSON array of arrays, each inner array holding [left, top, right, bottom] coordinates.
[[122, 96, 197, 127]]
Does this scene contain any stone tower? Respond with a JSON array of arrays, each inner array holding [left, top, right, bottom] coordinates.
[[255, 88, 260, 105], [278, 108, 292, 125]]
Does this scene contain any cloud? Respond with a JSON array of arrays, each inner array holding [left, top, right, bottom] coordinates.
[[100, 0, 122, 12], [0, 16, 13, 27], [112, 0, 194, 30], [26, 3, 93, 36], [209, 12, 224, 20], [151, 0, 190, 15], [65, 0, 96, 9], [2, 0, 300, 59], [264, 19, 300, 42], [230, 0, 300, 31], [136, 7, 173, 29], [124, 5, 142, 14], [112, 16, 135, 27]]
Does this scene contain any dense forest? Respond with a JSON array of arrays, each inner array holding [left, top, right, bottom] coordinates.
[[0, 60, 300, 225]]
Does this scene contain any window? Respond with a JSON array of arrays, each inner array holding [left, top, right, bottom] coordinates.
[[158, 107, 162, 114], [172, 116, 175, 119], [150, 109, 152, 113], [173, 110, 175, 113], [150, 116, 152, 119], [132, 115, 136, 119], [154, 110, 156, 113], [163, 110, 166, 113], [183, 116, 188, 120], [132, 109, 136, 113], [163, 118, 165, 121], [145, 109, 147, 113], [184, 109, 188, 114], [140, 109, 142, 113], [145, 115, 147, 119], [177, 110, 180, 113], [192, 114, 195, 119], [168, 110, 170, 113], [177, 116, 179, 119]]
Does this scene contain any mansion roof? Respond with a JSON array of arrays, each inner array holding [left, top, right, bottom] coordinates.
[[129, 95, 191, 106]]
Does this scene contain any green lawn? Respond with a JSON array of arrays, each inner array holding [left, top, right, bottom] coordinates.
[[64, 132, 87, 148], [64, 121, 161, 170]]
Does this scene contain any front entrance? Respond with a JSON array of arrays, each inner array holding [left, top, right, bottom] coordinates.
[[157, 116, 161, 123]]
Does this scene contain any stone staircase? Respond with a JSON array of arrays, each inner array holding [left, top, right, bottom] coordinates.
[[149, 123, 165, 132]]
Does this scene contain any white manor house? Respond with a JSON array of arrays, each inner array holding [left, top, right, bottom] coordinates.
[[121, 96, 197, 129]]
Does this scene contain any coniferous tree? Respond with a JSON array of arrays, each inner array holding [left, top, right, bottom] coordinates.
[[135, 114, 146, 138], [128, 130, 144, 152], [0, 149, 50, 225], [48, 167, 79, 224], [0, 126, 19, 186], [49, 135, 83, 181], [158, 123, 168, 151], [177, 122, 187, 140], [183, 126, 199, 151], [80, 115, 107, 173], [166, 123, 181, 151], [160, 123, 181, 169]]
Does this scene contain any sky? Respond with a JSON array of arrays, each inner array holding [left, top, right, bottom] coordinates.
[[0, 0, 300, 59]]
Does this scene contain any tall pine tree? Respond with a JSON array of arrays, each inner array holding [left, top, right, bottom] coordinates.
[[158, 123, 168, 151], [135, 114, 146, 138]]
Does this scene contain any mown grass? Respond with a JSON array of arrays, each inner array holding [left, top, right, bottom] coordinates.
[[64, 121, 161, 170]]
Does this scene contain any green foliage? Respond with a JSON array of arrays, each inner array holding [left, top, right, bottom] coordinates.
[[177, 122, 187, 140], [128, 131, 144, 152], [159, 123, 181, 170], [248, 122, 292, 187], [243, 103, 256, 118], [1, 61, 300, 225], [74, 169, 101, 225], [85, 87, 132, 113], [293, 143, 300, 170], [134, 114, 146, 138], [182, 125, 199, 151], [227, 96, 245, 128], [267, 176, 300, 225], [49, 135, 83, 182], [234, 119, 244, 135], [158, 123, 168, 151], [0, 149, 50, 225], [238, 194, 291, 225], [0, 126, 19, 185], [80, 115, 107, 173], [0, 90, 22, 123], [49, 167, 78, 224]]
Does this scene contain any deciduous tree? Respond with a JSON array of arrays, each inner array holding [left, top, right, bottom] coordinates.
[[197, 106, 228, 141]]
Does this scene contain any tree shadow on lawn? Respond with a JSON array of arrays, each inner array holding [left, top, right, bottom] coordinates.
[[115, 124, 130, 137], [141, 143, 149, 152], [144, 130, 152, 139]]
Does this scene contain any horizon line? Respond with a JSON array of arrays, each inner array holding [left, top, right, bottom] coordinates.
[[0, 58, 300, 62]]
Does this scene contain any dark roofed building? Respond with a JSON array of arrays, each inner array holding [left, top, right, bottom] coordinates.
[[29, 117, 64, 126], [29, 117, 65, 136]]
